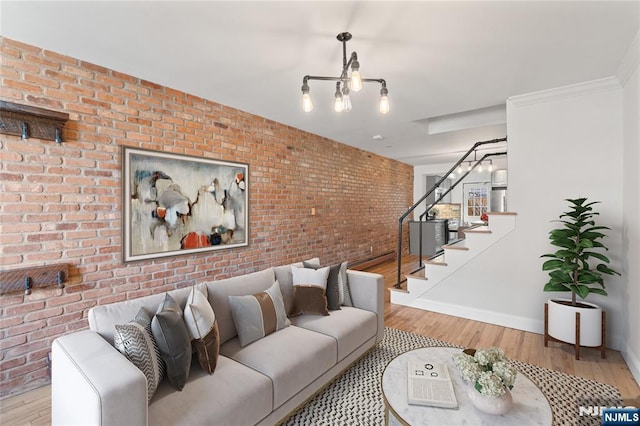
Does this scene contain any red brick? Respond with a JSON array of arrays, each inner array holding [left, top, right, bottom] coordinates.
[[0, 38, 414, 399]]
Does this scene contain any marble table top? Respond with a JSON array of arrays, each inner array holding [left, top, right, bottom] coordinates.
[[381, 347, 553, 425]]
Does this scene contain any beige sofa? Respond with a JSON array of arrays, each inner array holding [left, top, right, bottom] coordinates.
[[51, 260, 384, 425]]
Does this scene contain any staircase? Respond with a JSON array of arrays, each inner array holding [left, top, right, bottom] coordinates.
[[390, 212, 517, 307]]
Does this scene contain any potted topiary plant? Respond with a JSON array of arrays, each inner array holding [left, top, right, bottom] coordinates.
[[541, 198, 620, 358]]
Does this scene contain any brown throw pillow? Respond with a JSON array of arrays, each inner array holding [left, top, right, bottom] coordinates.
[[192, 320, 220, 374], [303, 261, 342, 311], [291, 285, 329, 316]]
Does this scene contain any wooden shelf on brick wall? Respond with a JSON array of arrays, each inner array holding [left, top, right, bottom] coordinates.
[[0, 101, 69, 143], [0, 263, 70, 295]]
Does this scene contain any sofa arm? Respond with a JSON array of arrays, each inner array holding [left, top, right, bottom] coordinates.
[[347, 270, 385, 342], [52, 330, 147, 426]]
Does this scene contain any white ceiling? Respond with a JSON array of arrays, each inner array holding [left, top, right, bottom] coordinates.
[[1, 1, 638, 165]]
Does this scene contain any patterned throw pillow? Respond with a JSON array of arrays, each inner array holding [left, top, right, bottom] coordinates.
[[151, 293, 192, 390], [228, 281, 291, 347], [114, 308, 165, 402], [184, 284, 220, 374], [290, 265, 330, 316]]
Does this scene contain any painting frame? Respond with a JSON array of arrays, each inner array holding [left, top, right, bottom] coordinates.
[[122, 146, 249, 263]]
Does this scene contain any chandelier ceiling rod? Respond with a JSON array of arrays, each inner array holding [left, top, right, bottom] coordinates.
[[301, 32, 389, 114]]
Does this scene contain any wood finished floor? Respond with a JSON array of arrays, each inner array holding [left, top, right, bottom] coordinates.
[[0, 255, 638, 425]]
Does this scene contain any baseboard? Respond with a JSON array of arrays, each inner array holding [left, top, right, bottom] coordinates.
[[621, 344, 640, 389], [349, 251, 395, 271], [410, 298, 543, 334]]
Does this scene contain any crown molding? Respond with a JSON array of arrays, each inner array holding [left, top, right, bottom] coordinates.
[[508, 77, 621, 108]]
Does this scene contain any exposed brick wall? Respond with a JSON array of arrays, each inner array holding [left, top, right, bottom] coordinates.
[[0, 37, 413, 398]]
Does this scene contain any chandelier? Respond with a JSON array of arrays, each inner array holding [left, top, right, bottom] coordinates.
[[301, 32, 389, 114]]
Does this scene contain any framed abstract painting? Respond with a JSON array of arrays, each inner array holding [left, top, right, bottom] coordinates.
[[122, 147, 248, 262]]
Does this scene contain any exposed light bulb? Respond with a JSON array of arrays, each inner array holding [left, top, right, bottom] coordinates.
[[342, 86, 352, 112], [379, 95, 389, 114], [457, 164, 463, 174], [379, 83, 389, 114], [302, 93, 313, 112], [342, 94, 352, 112], [350, 70, 362, 92], [488, 161, 494, 172], [301, 81, 313, 112], [334, 96, 344, 112], [467, 162, 472, 172], [478, 162, 483, 172]]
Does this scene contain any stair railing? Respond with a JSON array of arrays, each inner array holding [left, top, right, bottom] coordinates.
[[395, 137, 507, 289]]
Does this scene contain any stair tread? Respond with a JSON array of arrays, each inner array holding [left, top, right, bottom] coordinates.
[[425, 260, 448, 266], [443, 244, 469, 251], [406, 273, 428, 281], [464, 226, 492, 234], [389, 287, 409, 294], [487, 211, 517, 216]]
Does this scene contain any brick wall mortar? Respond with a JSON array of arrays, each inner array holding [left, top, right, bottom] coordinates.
[[0, 36, 413, 398]]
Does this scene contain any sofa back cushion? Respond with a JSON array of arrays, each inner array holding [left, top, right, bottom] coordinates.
[[88, 259, 319, 346], [203, 268, 276, 345], [89, 287, 192, 345]]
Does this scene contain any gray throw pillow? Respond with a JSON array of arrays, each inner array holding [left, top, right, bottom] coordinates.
[[151, 294, 192, 390], [303, 261, 341, 310], [228, 281, 291, 347], [303, 261, 350, 309], [114, 308, 165, 402]]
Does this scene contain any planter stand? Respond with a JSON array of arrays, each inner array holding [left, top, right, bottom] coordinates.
[[544, 302, 606, 360]]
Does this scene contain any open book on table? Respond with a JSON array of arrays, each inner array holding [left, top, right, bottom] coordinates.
[[407, 360, 458, 409]]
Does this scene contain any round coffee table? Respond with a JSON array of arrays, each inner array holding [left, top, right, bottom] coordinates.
[[381, 347, 553, 425]]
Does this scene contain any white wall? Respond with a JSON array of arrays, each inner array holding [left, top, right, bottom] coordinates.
[[620, 32, 640, 385], [414, 78, 626, 349]]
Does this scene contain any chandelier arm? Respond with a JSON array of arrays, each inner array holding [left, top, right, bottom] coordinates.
[[305, 76, 386, 85], [305, 76, 344, 82]]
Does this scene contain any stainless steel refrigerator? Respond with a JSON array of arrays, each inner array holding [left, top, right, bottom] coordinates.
[[490, 188, 507, 212]]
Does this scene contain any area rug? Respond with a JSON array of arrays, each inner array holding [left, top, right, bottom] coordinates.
[[282, 327, 622, 426]]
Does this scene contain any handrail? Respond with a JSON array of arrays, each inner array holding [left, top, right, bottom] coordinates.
[[395, 137, 507, 288]]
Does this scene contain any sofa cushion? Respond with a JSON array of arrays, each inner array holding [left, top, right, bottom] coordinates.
[[151, 294, 192, 390], [89, 288, 191, 345], [114, 308, 164, 402], [220, 326, 337, 409], [229, 281, 291, 347], [150, 356, 273, 426], [204, 268, 276, 345], [290, 307, 377, 361]]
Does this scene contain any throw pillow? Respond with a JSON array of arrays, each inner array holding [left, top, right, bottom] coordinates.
[[303, 261, 348, 310], [151, 293, 192, 391], [184, 284, 219, 374], [340, 262, 353, 307], [228, 280, 291, 347], [290, 265, 330, 316], [114, 308, 165, 402]]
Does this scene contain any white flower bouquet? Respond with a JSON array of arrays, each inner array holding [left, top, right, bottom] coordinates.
[[453, 347, 517, 397]]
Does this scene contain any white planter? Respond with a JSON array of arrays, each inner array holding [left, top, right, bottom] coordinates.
[[547, 298, 603, 347]]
